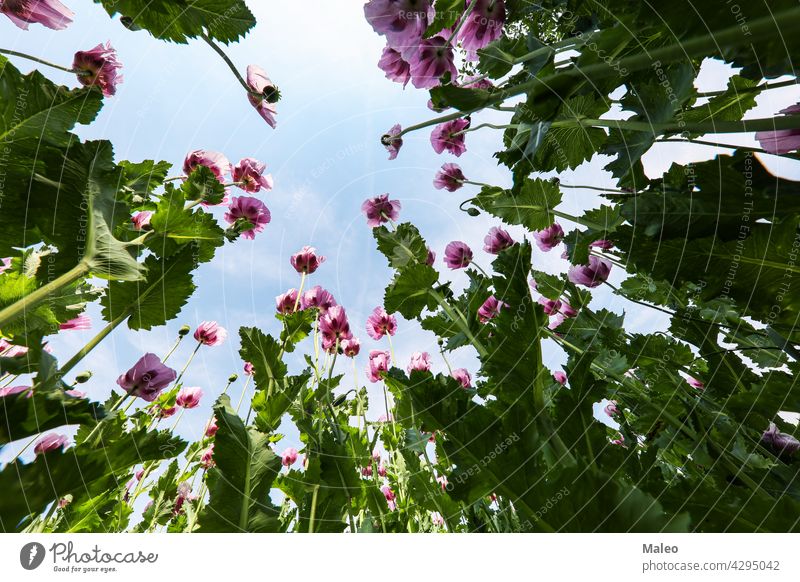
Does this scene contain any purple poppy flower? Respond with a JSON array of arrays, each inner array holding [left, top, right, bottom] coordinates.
[[761, 422, 800, 455], [407, 351, 432, 373], [194, 321, 228, 346], [755, 103, 800, 154], [34, 433, 69, 455], [444, 241, 473, 269], [246, 64, 279, 128], [483, 226, 514, 254], [433, 163, 466, 191], [276, 289, 299, 314], [364, 0, 431, 50], [131, 211, 153, 231], [381, 124, 404, 160], [366, 306, 397, 340], [553, 371, 567, 385], [224, 196, 271, 239], [176, 386, 203, 409], [426, 247, 436, 266], [431, 118, 470, 156], [362, 194, 401, 227], [451, 368, 472, 388], [409, 36, 457, 89], [568, 256, 612, 288], [368, 350, 391, 383], [457, 0, 505, 51], [183, 150, 230, 184], [1, 0, 73, 30], [301, 285, 337, 313], [232, 158, 273, 193], [378, 46, 411, 87], [116, 353, 177, 402], [478, 295, 507, 323], [341, 337, 361, 357], [291, 246, 326, 274], [533, 223, 564, 252], [73, 42, 123, 97]]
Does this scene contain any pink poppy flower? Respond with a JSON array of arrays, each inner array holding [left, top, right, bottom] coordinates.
[[301, 286, 337, 313], [409, 36, 457, 89], [205, 417, 219, 438], [407, 351, 431, 373], [194, 321, 227, 346], [224, 196, 271, 239], [604, 400, 619, 417], [59, 314, 91, 331], [246, 64, 279, 128], [176, 386, 203, 409], [319, 306, 352, 348], [65, 389, 86, 398], [281, 447, 299, 467], [457, 0, 506, 51], [0, 385, 32, 398], [361, 465, 374, 477], [200, 445, 215, 469], [131, 211, 153, 231], [72, 42, 123, 97], [590, 239, 614, 250], [377, 463, 388, 477], [483, 226, 514, 254], [34, 433, 69, 455], [755, 103, 800, 154], [381, 484, 397, 511], [537, 296, 562, 316], [533, 223, 564, 252], [451, 368, 472, 388], [431, 512, 445, 527], [364, 0, 431, 49], [559, 300, 578, 318], [341, 337, 361, 357], [276, 289, 299, 314], [444, 241, 473, 269], [362, 194, 401, 227], [290, 246, 326, 274], [117, 353, 177, 402], [183, 150, 230, 184], [366, 306, 397, 340], [232, 158, 273, 193], [687, 376, 704, 390], [244, 362, 255, 376], [436, 475, 448, 490], [378, 46, 411, 87], [426, 247, 436, 266], [478, 295, 507, 323], [1, 0, 73, 30], [430, 118, 470, 156], [367, 350, 391, 383], [433, 162, 466, 191], [568, 256, 612, 288], [381, 124, 404, 160], [553, 371, 567, 385]]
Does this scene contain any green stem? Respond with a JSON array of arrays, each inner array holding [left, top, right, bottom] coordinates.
[[308, 484, 320, 533], [428, 289, 489, 357], [697, 78, 797, 98], [511, 36, 583, 65], [0, 48, 77, 74], [56, 309, 130, 381], [446, 0, 479, 45], [0, 261, 89, 330], [552, 209, 608, 232], [199, 33, 257, 96], [655, 137, 772, 155], [454, 122, 517, 135], [565, 115, 800, 135]]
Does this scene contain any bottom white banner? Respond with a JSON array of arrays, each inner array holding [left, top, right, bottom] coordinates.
[[0, 534, 795, 580]]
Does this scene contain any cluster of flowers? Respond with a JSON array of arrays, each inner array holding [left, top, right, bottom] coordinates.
[[131, 150, 273, 240], [366, 0, 505, 89], [2, 1, 279, 126]]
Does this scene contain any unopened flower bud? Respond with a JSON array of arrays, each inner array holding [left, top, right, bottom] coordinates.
[[466, 207, 480, 217], [178, 325, 191, 336], [228, 373, 239, 383], [74, 370, 92, 384]]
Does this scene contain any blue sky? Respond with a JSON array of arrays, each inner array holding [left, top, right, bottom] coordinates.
[[2, 1, 799, 467]]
